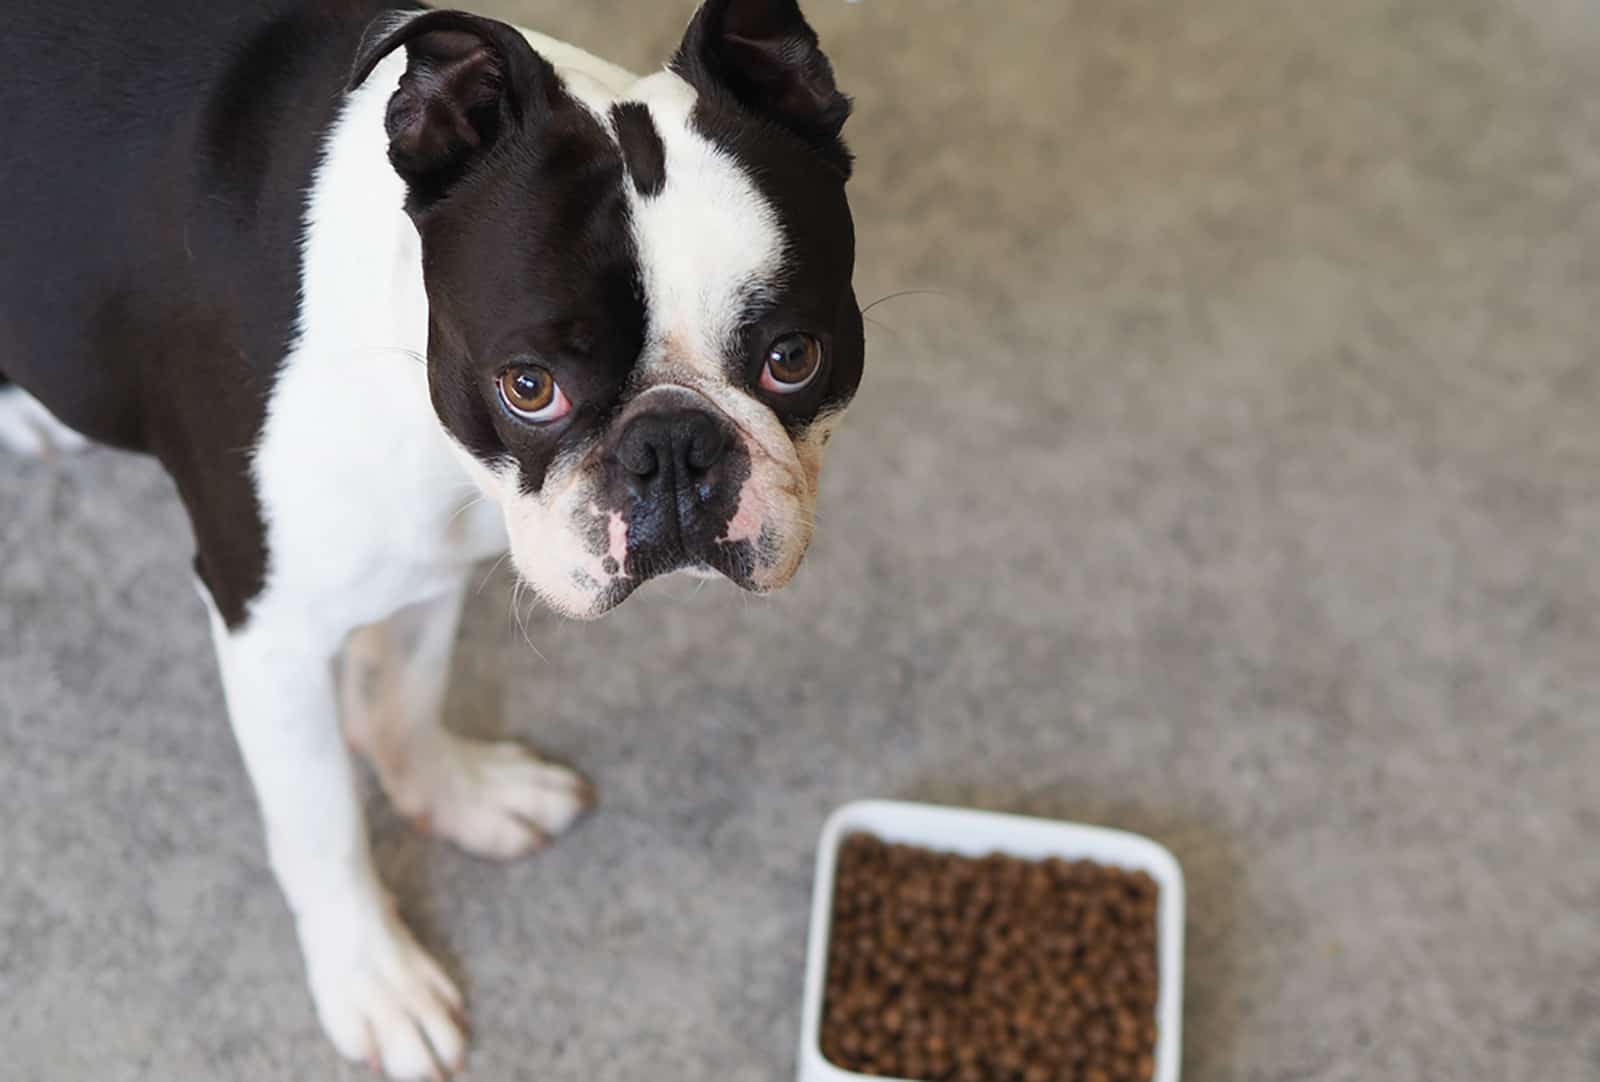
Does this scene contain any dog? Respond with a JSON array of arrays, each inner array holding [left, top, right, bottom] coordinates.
[[0, 0, 862, 1075]]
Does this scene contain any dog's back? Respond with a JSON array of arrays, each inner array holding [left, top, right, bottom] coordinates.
[[0, 0, 402, 452]]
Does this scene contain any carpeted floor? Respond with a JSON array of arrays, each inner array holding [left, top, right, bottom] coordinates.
[[3, 1, 1597, 1079]]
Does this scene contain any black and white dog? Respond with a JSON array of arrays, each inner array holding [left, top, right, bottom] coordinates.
[[0, 0, 862, 1074]]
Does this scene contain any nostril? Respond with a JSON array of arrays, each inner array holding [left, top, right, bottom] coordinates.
[[616, 417, 664, 479], [619, 441, 659, 478], [613, 408, 729, 496], [685, 422, 727, 473]]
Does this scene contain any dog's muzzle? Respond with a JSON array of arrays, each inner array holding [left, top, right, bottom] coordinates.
[[603, 401, 755, 582]]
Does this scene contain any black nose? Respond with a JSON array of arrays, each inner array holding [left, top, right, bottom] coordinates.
[[615, 407, 729, 491], [607, 405, 746, 572]]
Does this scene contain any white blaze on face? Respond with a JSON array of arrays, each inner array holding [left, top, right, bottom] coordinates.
[[619, 71, 788, 378], [610, 72, 823, 590]]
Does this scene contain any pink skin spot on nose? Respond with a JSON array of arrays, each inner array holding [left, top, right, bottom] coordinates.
[[721, 483, 764, 545], [608, 511, 628, 568]]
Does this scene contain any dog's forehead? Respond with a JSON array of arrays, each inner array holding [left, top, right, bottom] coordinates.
[[602, 72, 786, 374]]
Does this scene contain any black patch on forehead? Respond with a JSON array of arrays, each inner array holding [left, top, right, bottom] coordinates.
[[611, 102, 667, 198]]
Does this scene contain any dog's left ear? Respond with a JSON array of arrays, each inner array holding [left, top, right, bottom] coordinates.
[[673, 0, 852, 170], [348, 10, 560, 209]]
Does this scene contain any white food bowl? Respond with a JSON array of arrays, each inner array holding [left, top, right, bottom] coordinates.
[[797, 800, 1185, 1082]]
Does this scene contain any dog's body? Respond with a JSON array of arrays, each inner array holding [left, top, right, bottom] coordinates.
[[1, 1, 862, 1075]]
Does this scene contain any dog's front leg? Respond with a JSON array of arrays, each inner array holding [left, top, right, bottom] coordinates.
[[204, 599, 465, 1080], [340, 580, 592, 861]]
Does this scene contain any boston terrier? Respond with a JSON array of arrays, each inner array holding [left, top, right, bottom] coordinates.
[[0, 0, 862, 1074]]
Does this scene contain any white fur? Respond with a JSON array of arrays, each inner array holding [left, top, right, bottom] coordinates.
[[203, 582, 468, 1079], [341, 583, 589, 859], [0, 386, 89, 457], [619, 70, 788, 380]]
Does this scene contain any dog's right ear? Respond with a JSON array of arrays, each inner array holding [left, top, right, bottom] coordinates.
[[348, 10, 559, 209]]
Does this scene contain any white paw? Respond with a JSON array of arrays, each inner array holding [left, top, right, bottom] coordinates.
[[0, 387, 88, 457], [388, 736, 593, 861], [301, 896, 467, 1080]]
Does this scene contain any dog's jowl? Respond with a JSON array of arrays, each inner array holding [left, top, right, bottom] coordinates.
[[0, 1, 862, 1075]]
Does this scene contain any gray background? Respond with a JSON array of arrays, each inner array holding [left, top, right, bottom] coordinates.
[[3, 1, 1597, 1079]]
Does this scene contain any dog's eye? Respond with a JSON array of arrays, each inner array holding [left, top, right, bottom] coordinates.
[[497, 364, 570, 423], [760, 333, 823, 393]]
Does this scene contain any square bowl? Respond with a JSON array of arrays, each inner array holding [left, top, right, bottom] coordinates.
[[798, 800, 1185, 1082]]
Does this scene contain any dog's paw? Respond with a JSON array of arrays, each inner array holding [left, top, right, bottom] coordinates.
[[388, 736, 594, 861], [300, 896, 466, 1080], [0, 387, 88, 457]]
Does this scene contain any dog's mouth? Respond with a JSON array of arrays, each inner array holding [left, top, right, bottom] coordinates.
[[580, 539, 763, 617]]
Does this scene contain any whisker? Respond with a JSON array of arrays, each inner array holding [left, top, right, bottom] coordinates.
[[864, 315, 903, 339], [448, 493, 487, 527], [362, 345, 429, 367], [514, 593, 547, 662], [861, 289, 951, 316], [503, 579, 546, 662], [476, 551, 512, 595]]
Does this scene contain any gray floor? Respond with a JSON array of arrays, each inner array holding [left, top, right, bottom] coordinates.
[[3, 1, 1597, 1079]]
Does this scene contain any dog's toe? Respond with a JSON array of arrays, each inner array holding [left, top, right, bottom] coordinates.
[[301, 898, 467, 1080], [389, 736, 592, 861]]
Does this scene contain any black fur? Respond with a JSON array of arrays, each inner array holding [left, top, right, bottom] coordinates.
[[0, 0, 410, 625], [610, 102, 667, 198], [348, 18, 651, 500], [672, 0, 853, 176], [349, 9, 564, 211]]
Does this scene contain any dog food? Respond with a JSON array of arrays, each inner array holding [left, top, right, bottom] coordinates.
[[820, 834, 1160, 1082]]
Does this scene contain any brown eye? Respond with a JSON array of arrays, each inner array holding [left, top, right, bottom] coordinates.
[[760, 333, 823, 393], [497, 364, 570, 422]]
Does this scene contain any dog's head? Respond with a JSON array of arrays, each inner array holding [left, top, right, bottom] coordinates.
[[350, 0, 862, 618]]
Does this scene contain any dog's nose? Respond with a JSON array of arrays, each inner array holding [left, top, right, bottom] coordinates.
[[613, 407, 730, 503], [605, 402, 748, 574]]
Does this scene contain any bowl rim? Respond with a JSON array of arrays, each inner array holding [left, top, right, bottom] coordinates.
[[797, 799, 1186, 1082]]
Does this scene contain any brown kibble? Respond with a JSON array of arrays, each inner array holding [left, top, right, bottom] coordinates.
[[820, 833, 1160, 1081]]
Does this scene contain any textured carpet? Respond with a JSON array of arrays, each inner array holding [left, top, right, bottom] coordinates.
[[3, 1, 1597, 1080]]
